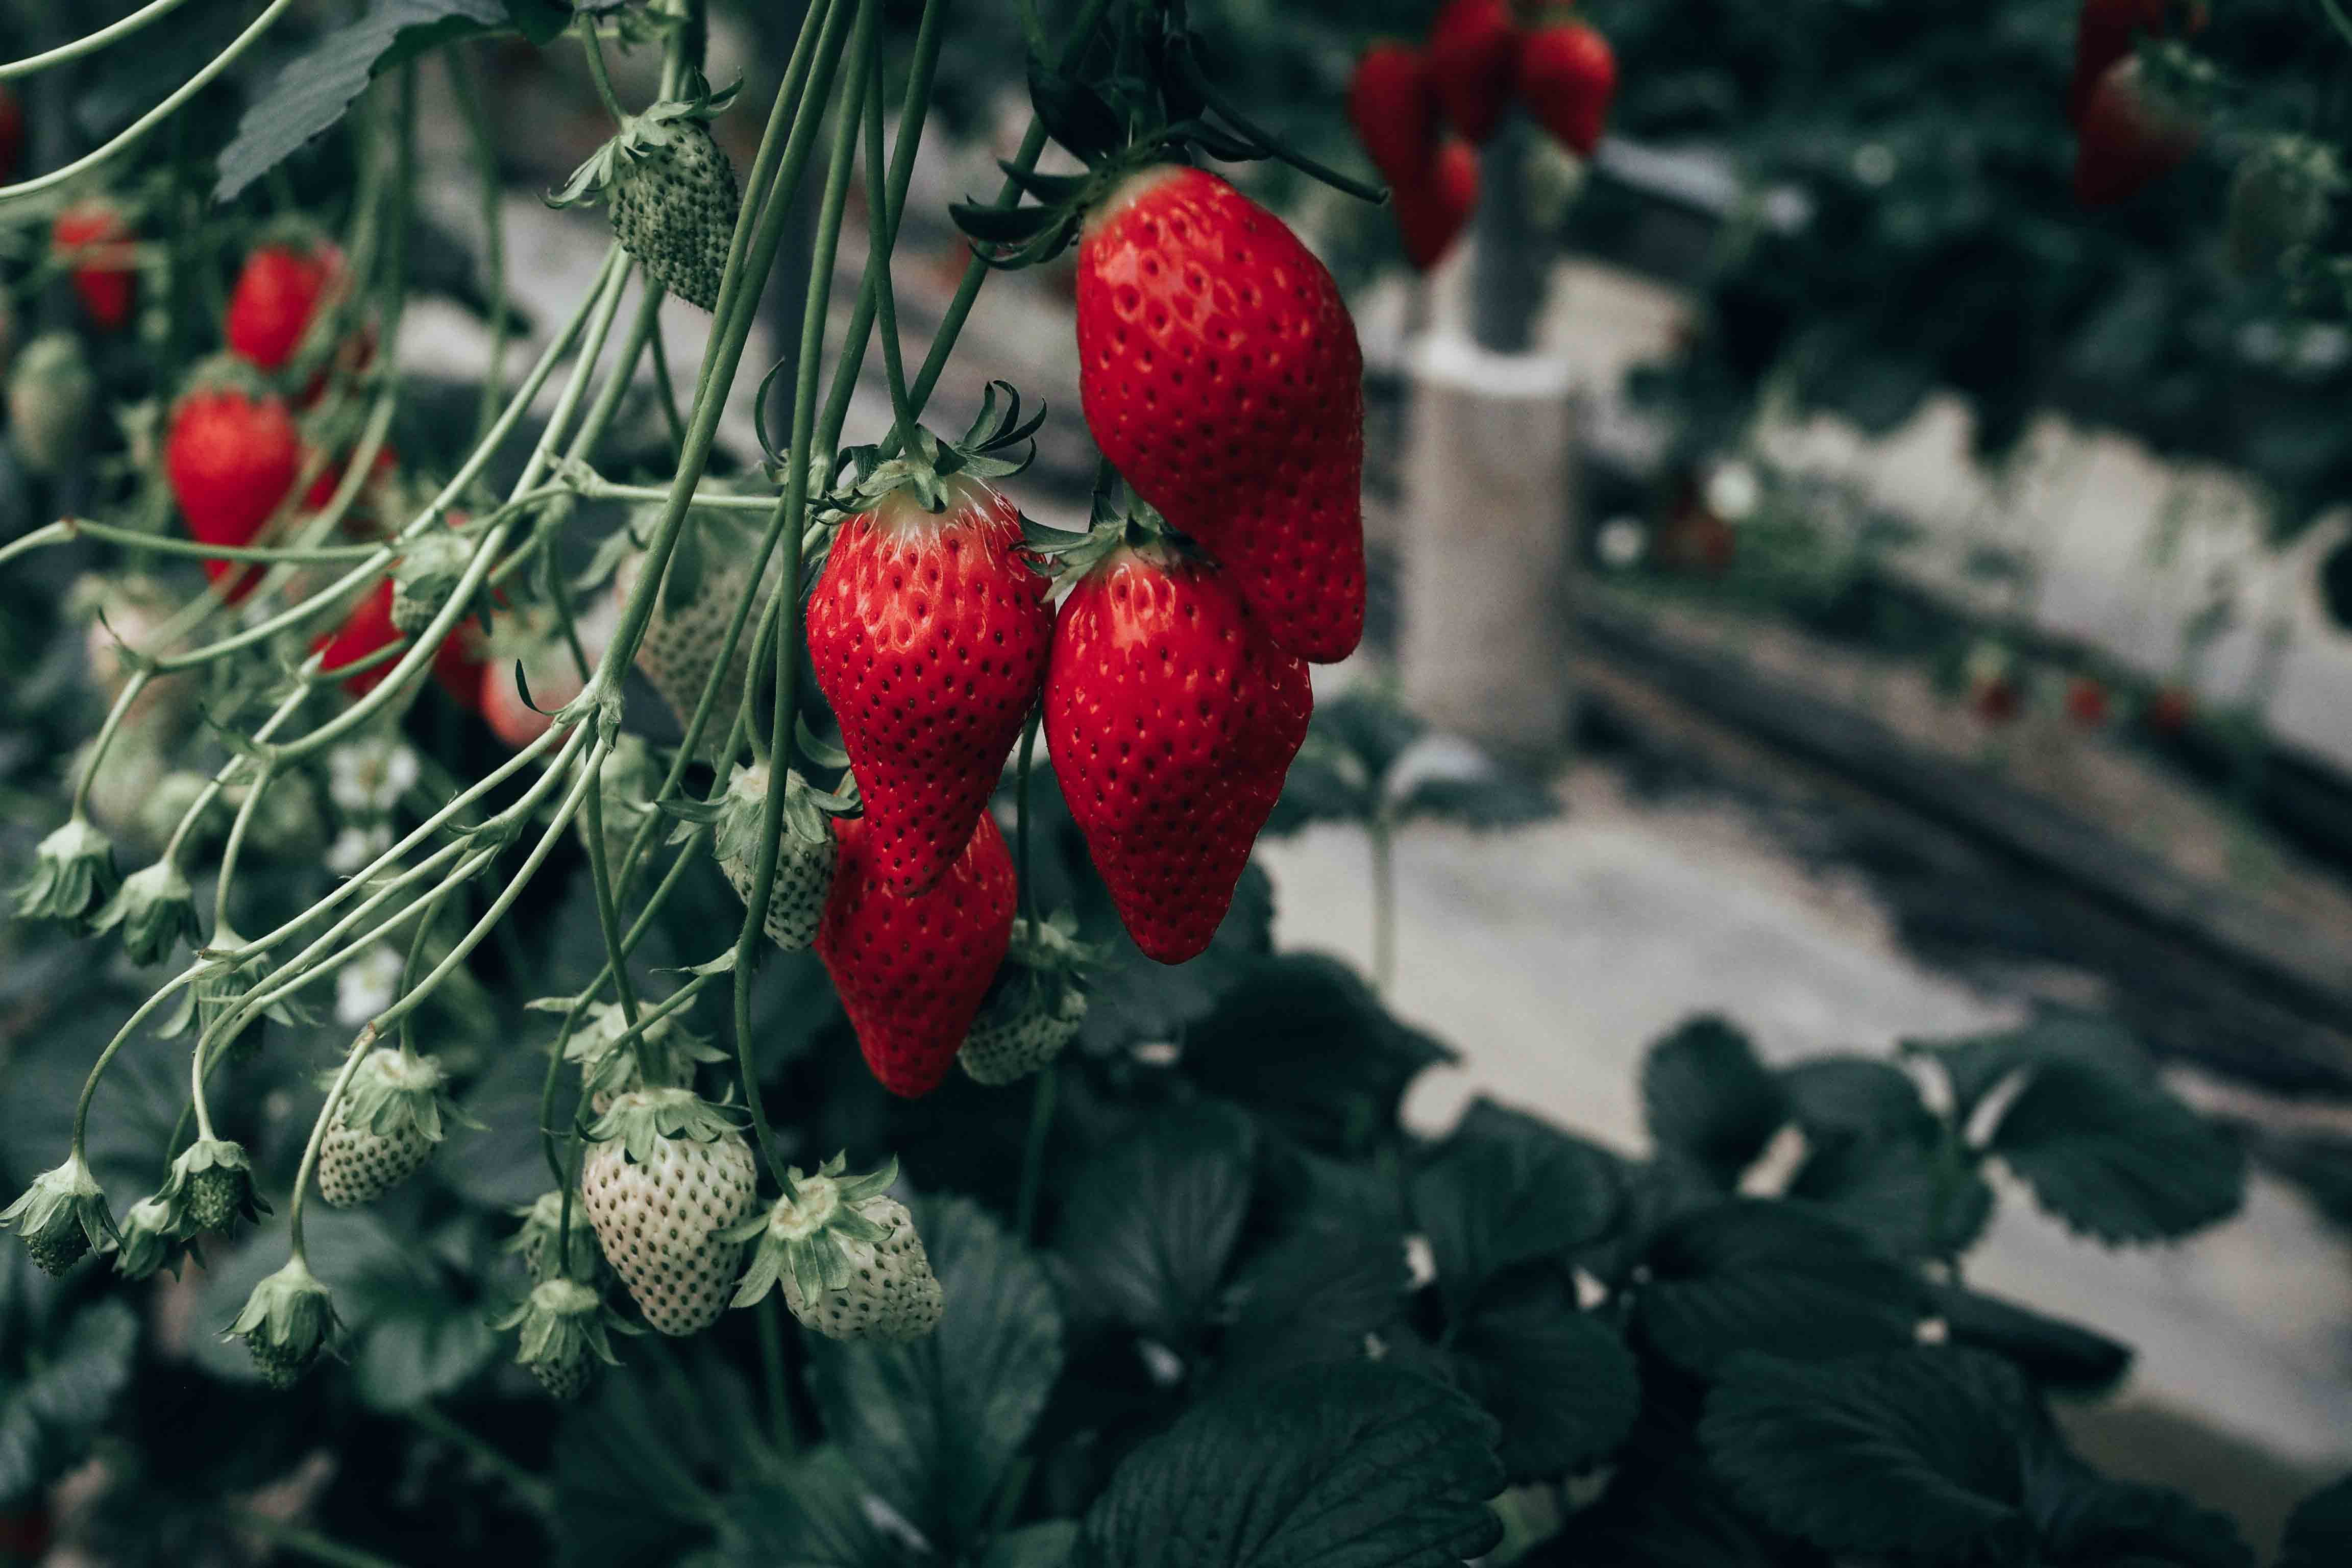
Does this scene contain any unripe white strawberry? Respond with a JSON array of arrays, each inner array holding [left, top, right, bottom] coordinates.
[[317, 1046, 455, 1207], [608, 514, 775, 760], [580, 1088, 756, 1336], [961, 912, 1100, 1087], [702, 761, 844, 952], [724, 1156, 942, 1342]]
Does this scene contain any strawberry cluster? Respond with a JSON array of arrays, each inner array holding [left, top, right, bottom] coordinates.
[[805, 156, 1366, 1099], [1349, 0, 1619, 272]]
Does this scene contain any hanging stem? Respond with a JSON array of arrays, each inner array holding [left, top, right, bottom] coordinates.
[[1014, 709, 1042, 926], [730, 0, 880, 1200], [1368, 817, 1396, 995]]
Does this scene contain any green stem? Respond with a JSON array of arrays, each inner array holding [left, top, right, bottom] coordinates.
[[582, 761, 641, 1029], [1368, 818, 1395, 995], [758, 1294, 797, 1454], [576, 13, 630, 124], [0, 0, 302, 202], [71, 669, 151, 822], [731, 0, 880, 1200], [452, 44, 510, 449], [0, 0, 197, 79], [290, 1024, 381, 1263], [70, 972, 201, 1161], [859, 45, 914, 446]]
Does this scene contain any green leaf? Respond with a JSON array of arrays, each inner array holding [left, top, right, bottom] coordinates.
[[215, 0, 524, 201], [1221, 1155, 1409, 1381], [2026, 1467, 2255, 1568], [1633, 1200, 1923, 1376], [1700, 1348, 2038, 1559], [1928, 1283, 2132, 1395], [1411, 1098, 1620, 1312], [2279, 1475, 2352, 1568], [1908, 1014, 2154, 1125], [717, 1447, 899, 1567], [807, 1195, 1062, 1554], [1074, 1363, 1503, 1568], [1081, 864, 1273, 1054], [0, 1299, 138, 1503], [1787, 1122, 1993, 1261], [347, 1283, 499, 1412], [1446, 1275, 1640, 1480], [980, 1522, 1080, 1568], [1179, 954, 1453, 1158], [1989, 1059, 2244, 1244], [1053, 1101, 1256, 1345], [499, 0, 571, 45], [1780, 1057, 1930, 1142], [1641, 1016, 1786, 1187]]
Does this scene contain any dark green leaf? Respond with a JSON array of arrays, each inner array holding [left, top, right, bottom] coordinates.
[[1179, 954, 1452, 1158], [1989, 1060, 2244, 1244], [216, 0, 524, 201], [1787, 1123, 1992, 1260], [1080, 864, 1272, 1054], [2026, 1462, 2254, 1568], [1700, 1348, 2036, 1558], [808, 1195, 1062, 1553], [498, 0, 571, 45], [0, 1300, 138, 1503], [717, 1447, 899, 1568], [1447, 1275, 1639, 1480], [952, 201, 1063, 246], [1780, 1057, 1930, 1142], [1640, 1016, 1786, 1188], [347, 1283, 499, 1412], [982, 1522, 1080, 1568], [1928, 1283, 2131, 1395], [1221, 1155, 1409, 1381], [1075, 1362, 1503, 1568], [1908, 1014, 2154, 1125], [1633, 1200, 1923, 1376], [1412, 1098, 1620, 1311], [1027, 61, 1124, 162], [2278, 1475, 2352, 1568], [1053, 1101, 1255, 1345]]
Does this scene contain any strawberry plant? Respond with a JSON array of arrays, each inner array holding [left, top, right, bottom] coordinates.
[[0, 2, 2339, 1565]]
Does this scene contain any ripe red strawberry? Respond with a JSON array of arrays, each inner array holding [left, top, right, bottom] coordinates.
[[53, 202, 135, 332], [2144, 684, 2193, 736], [479, 636, 584, 747], [227, 241, 342, 373], [1518, 22, 1616, 158], [1973, 675, 2022, 725], [2068, 0, 2203, 127], [313, 578, 484, 704], [0, 86, 22, 185], [1044, 538, 1311, 964], [1075, 166, 1365, 663], [2074, 58, 2197, 208], [815, 810, 1016, 1098], [164, 382, 300, 604], [1348, 43, 1440, 188], [1428, 0, 1522, 145], [1394, 140, 1480, 272], [805, 474, 1050, 896], [2065, 675, 2110, 729]]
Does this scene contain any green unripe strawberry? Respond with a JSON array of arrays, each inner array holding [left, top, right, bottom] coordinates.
[[227, 1256, 340, 1388], [494, 1278, 636, 1401], [167, 1138, 268, 1236], [551, 72, 741, 312], [2, 1155, 116, 1276], [960, 912, 1100, 1087]]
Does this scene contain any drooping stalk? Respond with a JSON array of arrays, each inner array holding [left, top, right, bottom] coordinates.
[[729, 0, 883, 1198]]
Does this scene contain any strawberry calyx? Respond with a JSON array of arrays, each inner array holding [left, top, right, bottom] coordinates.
[[1029, 483, 1193, 583], [548, 68, 742, 211], [665, 759, 853, 867], [809, 378, 1045, 522], [720, 1153, 903, 1310], [954, 15, 1384, 270], [322, 1044, 463, 1146], [491, 1277, 640, 1392], [585, 1086, 745, 1165], [969, 907, 1104, 1037]]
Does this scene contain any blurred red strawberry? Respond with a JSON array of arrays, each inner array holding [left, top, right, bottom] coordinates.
[[54, 201, 135, 331], [1428, 0, 1522, 145], [2074, 58, 2198, 208]]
